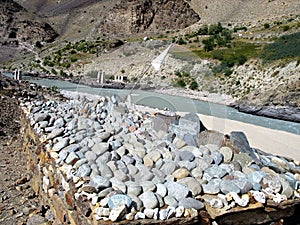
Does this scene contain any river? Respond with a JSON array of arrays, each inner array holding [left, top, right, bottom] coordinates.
[[20, 77, 299, 135]]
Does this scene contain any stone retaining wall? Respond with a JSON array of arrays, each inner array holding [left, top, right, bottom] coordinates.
[[19, 94, 300, 225]]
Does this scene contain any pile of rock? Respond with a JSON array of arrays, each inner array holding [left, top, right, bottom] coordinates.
[[20, 93, 300, 224]]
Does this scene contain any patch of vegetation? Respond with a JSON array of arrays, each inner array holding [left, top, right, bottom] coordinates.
[[37, 38, 115, 76], [259, 32, 300, 62], [172, 23, 232, 51], [172, 70, 198, 90]]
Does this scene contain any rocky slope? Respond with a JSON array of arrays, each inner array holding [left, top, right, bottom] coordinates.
[[0, 0, 58, 63], [97, 0, 200, 37]]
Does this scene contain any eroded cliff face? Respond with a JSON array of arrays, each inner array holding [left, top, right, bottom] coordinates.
[[0, 0, 58, 45], [98, 0, 200, 37]]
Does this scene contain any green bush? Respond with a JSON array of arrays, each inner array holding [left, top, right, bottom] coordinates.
[[264, 23, 270, 29], [237, 55, 248, 65], [176, 79, 186, 87], [189, 80, 198, 90], [175, 70, 182, 77], [259, 32, 300, 62]]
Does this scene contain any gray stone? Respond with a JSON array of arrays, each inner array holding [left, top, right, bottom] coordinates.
[[152, 117, 168, 133], [135, 169, 154, 183], [177, 151, 195, 162], [160, 161, 177, 176], [74, 158, 88, 168], [191, 167, 203, 179], [52, 138, 69, 152], [117, 160, 129, 174], [92, 142, 109, 156], [144, 208, 155, 219], [62, 144, 80, 153], [203, 165, 227, 180], [65, 152, 79, 165], [202, 179, 221, 194], [278, 175, 293, 198], [159, 208, 170, 220], [125, 181, 142, 196], [220, 163, 235, 174], [177, 177, 202, 196], [128, 194, 143, 210], [220, 147, 233, 163], [152, 169, 166, 184], [39, 121, 48, 128], [230, 131, 261, 165], [233, 178, 253, 194], [89, 175, 111, 190], [164, 195, 178, 207], [146, 150, 162, 163], [126, 164, 137, 176], [220, 180, 241, 194], [110, 177, 127, 193], [284, 173, 298, 189], [134, 212, 146, 220], [194, 158, 211, 171], [85, 151, 97, 162], [155, 193, 165, 208], [66, 118, 77, 130], [178, 160, 197, 171], [108, 194, 132, 209], [58, 150, 68, 161], [97, 131, 111, 142], [211, 150, 223, 165], [183, 133, 198, 147], [98, 187, 114, 198], [141, 181, 156, 192], [156, 183, 167, 197], [96, 152, 112, 164], [54, 117, 65, 128], [34, 113, 49, 123], [47, 128, 64, 140], [139, 191, 158, 209], [76, 164, 91, 177], [248, 171, 266, 188], [179, 113, 206, 135], [98, 163, 114, 179], [165, 181, 190, 201], [178, 198, 204, 210], [115, 169, 130, 182]]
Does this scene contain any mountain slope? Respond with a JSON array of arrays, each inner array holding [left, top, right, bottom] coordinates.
[[0, 0, 58, 63]]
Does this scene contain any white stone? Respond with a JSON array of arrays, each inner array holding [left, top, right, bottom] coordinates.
[[134, 212, 146, 220], [144, 208, 155, 219], [175, 206, 185, 218], [109, 204, 127, 222], [95, 207, 110, 217], [250, 191, 266, 204]]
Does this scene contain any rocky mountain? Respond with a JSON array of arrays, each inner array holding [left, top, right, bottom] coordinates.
[[97, 0, 200, 37], [0, 0, 58, 62]]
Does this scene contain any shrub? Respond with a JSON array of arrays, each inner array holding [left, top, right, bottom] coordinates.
[[189, 80, 198, 90], [264, 23, 270, 29], [282, 25, 290, 32], [176, 79, 186, 87], [35, 41, 43, 48], [51, 68, 57, 75], [175, 70, 182, 77], [237, 55, 248, 65]]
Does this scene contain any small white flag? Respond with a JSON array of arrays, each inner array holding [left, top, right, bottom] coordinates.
[[151, 44, 173, 71]]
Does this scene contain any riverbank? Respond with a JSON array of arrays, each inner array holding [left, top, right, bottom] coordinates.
[[134, 104, 300, 162]]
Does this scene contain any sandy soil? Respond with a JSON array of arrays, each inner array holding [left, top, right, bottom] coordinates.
[[198, 114, 300, 162]]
